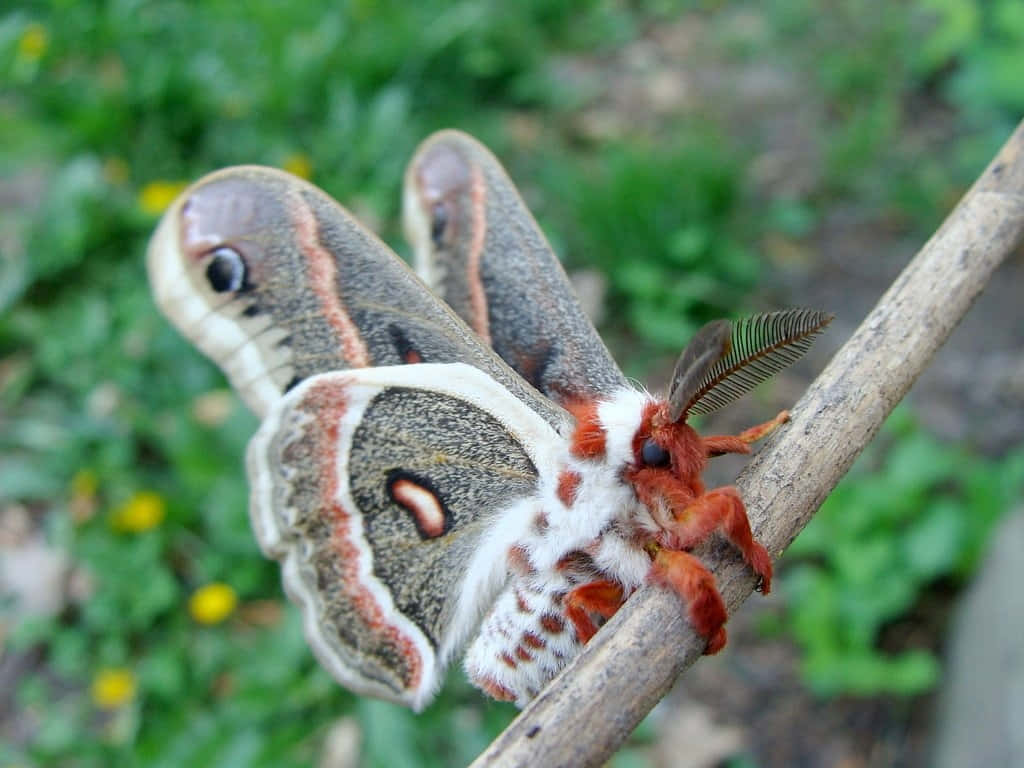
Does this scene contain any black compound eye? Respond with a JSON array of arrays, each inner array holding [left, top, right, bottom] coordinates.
[[641, 438, 670, 468], [204, 246, 246, 293], [430, 202, 448, 247]]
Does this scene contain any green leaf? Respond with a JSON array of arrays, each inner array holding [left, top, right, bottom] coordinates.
[[903, 499, 965, 580], [359, 698, 420, 768], [140, 645, 189, 701], [27, 156, 109, 282], [913, 0, 980, 76], [667, 224, 711, 266], [766, 198, 817, 237]]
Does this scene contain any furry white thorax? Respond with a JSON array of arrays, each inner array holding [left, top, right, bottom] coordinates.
[[461, 386, 662, 704]]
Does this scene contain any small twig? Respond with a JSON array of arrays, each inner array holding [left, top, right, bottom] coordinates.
[[470, 121, 1024, 768]]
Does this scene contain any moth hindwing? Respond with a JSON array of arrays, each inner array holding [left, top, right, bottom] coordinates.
[[246, 362, 563, 710]]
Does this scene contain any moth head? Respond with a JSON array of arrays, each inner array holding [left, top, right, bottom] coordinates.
[[630, 401, 706, 488], [567, 393, 705, 498], [615, 310, 833, 518], [615, 318, 735, 488]]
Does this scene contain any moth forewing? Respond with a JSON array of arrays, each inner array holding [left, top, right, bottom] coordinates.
[[246, 362, 565, 711], [403, 129, 629, 403]]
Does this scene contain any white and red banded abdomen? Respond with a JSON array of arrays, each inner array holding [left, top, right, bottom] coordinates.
[[463, 570, 585, 706]]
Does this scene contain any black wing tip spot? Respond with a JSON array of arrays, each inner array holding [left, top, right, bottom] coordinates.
[[204, 246, 247, 293]]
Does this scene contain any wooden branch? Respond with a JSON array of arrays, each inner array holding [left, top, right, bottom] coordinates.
[[470, 120, 1024, 768]]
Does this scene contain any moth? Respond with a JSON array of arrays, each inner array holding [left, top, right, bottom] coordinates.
[[147, 130, 831, 711]]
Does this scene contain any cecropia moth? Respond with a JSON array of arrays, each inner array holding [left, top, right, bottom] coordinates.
[[147, 130, 831, 711]]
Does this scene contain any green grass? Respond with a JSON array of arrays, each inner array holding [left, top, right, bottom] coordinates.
[[2, 1, 1022, 765]]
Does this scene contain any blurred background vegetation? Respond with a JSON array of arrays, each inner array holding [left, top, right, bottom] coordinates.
[[2, 1, 1022, 766]]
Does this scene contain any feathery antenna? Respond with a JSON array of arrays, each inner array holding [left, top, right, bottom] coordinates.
[[668, 309, 833, 421]]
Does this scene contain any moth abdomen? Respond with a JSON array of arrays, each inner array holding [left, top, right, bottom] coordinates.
[[465, 569, 586, 706]]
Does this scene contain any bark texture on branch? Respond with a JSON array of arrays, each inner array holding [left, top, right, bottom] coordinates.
[[471, 121, 1024, 768]]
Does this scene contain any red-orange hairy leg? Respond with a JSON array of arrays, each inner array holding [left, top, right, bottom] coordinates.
[[628, 464, 702, 532], [701, 435, 750, 457], [704, 410, 789, 457], [648, 549, 727, 654], [563, 580, 625, 644], [737, 410, 789, 443], [662, 487, 773, 593]]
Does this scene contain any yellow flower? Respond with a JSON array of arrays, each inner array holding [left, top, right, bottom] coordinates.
[[138, 180, 188, 216], [282, 152, 313, 180], [17, 23, 48, 62], [110, 491, 165, 533], [189, 583, 237, 624], [91, 667, 136, 710]]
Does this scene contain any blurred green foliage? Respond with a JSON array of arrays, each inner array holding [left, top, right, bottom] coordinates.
[[2, 0, 1022, 765], [543, 131, 759, 350], [763, 0, 1022, 218], [915, 0, 1024, 117], [778, 409, 1024, 696]]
